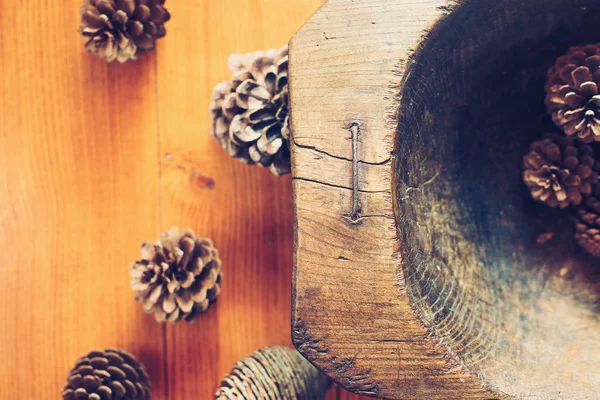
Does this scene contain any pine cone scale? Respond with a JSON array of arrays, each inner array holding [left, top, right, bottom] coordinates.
[[572, 66, 592, 85], [127, 20, 144, 36], [150, 5, 168, 22], [579, 81, 598, 97], [82, 10, 106, 29], [565, 92, 587, 107], [257, 126, 284, 155], [96, 1, 116, 16], [117, 0, 135, 15]]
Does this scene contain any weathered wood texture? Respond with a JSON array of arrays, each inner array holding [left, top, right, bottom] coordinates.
[[0, 0, 366, 399], [291, 0, 600, 399], [395, 0, 600, 399]]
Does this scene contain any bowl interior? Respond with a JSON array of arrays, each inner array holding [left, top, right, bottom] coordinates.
[[394, 0, 600, 397]]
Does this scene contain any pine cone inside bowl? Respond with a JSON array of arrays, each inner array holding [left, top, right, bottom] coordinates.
[[523, 133, 599, 208], [545, 44, 600, 142], [130, 228, 222, 323], [574, 195, 600, 256], [80, 0, 170, 62], [62, 349, 151, 400], [210, 45, 291, 176]]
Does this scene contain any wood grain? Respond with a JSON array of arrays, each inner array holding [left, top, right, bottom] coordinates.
[[0, 0, 365, 399]]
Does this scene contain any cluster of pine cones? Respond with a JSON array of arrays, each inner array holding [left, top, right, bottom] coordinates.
[[78, 2, 291, 176], [71, 2, 327, 398], [524, 44, 600, 256], [63, 346, 330, 400], [63, 229, 332, 398]]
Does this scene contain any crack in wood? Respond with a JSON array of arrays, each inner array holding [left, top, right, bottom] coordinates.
[[292, 176, 388, 194], [293, 140, 392, 166], [293, 141, 353, 163]]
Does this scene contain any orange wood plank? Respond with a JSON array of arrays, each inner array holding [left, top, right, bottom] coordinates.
[[0, 1, 165, 399]]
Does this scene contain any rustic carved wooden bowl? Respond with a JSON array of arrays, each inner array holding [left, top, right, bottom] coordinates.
[[290, 0, 600, 399]]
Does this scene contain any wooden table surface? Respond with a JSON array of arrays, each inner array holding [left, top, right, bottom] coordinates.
[[0, 0, 367, 398]]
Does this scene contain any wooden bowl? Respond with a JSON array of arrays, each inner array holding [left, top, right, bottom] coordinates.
[[290, 0, 600, 399]]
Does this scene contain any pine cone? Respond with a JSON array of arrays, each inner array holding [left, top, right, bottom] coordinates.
[[210, 45, 291, 176], [574, 195, 600, 256], [215, 346, 331, 400], [545, 44, 600, 142], [130, 227, 222, 323], [523, 134, 598, 208], [80, 0, 171, 63], [62, 349, 151, 400]]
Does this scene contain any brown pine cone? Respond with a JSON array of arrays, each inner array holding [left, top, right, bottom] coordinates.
[[80, 0, 171, 63], [215, 346, 331, 400], [62, 349, 151, 400], [545, 44, 600, 142], [210, 45, 291, 176], [574, 196, 600, 256], [523, 134, 598, 208], [130, 227, 222, 323]]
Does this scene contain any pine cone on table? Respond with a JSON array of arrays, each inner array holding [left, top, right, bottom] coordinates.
[[215, 346, 331, 400], [130, 227, 222, 323], [574, 195, 600, 256], [62, 349, 151, 400], [523, 134, 598, 208], [545, 44, 600, 142], [210, 45, 291, 176], [80, 0, 171, 62]]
